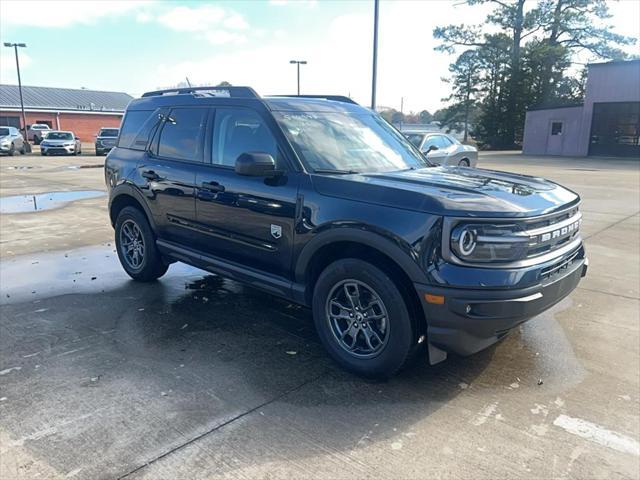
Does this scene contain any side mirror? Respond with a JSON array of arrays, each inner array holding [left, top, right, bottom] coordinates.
[[235, 152, 276, 177], [426, 145, 439, 153]]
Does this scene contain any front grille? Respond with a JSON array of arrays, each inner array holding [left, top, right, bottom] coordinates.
[[520, 206, 581, 259], [540, 247, 581, 279]]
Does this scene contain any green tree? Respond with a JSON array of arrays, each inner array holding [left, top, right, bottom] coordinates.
[[442, 50, 481, 142]]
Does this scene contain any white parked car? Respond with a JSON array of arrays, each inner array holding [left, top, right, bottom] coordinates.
[[0, 126, 26, 156], [40, 131, 82, 156], [404, 132, 478, 167], [27, 124, 52, 144]]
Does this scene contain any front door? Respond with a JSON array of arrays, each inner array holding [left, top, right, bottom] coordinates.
[[546, 120, 564, 155], [138, 106, 208, 245], [193, 107, 299, 279]]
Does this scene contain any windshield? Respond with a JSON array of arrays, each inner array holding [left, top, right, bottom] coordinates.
[[46, 132, 73, 140], [32, 125, 49, 130], [275, 112, 430, 173], [0, 128, 9, 136], [99, 128, 119, 137]]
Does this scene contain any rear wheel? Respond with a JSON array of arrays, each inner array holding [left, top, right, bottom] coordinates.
[[312, 258, 415, 378], [115, 206, 168, 282]]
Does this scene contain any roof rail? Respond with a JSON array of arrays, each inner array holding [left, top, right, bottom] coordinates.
[[142, 86, 260, 99], [268, 94, 358, 105]]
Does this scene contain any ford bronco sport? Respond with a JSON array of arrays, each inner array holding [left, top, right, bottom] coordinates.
[[106, 86, 588, 377]]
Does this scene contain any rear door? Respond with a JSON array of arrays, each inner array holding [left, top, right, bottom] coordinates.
[[192, 106, 299, 278], [137, 106, 208, 245]]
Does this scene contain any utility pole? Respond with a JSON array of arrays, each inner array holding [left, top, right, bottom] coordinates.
[[400, 97, 404, 130], [371, 0, 379, 110], [289, 60, 307, 95], [4, 42, 30, 152]]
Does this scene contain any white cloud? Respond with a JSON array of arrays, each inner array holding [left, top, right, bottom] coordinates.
[[0, 0, 153, 28], [268, 0, 317, 7], [224, 13, 249, 30], [157, 5, 226, 32], [0, 51, 33, 84], [205, 31, 248, 46]]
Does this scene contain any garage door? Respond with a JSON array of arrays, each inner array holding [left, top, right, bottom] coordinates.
[[589, 102, 640, 158]]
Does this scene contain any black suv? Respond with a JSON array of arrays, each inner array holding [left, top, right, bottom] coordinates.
[[106, 86, 587, 377]]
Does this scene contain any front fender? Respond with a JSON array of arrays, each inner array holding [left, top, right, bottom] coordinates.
[[294, 224, 429, 285]]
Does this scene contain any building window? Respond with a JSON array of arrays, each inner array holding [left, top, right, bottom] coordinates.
[[551, 122, 563, 136], [0, 116, 21, 128]]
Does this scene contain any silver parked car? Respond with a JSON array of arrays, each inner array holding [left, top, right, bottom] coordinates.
[[404, 132, 478, 167], [0, 126, 26, 156], [40, 131, 82, 156]]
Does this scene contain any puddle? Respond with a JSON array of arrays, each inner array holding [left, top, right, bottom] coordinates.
[[0, 190, 106, 214]]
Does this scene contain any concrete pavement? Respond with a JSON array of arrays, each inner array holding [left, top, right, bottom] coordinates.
[[0, 152, 638, 479]]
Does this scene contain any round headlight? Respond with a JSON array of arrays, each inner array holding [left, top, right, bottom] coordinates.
[[458, 228, 477, 255]]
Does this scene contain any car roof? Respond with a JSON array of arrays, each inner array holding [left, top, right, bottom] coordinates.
[[127, 87, 368, 115]]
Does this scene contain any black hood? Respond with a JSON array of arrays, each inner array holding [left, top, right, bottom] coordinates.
[[311, 166, 580, 218]]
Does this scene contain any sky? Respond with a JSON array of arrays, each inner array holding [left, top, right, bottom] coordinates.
[[1, 0, 639, 113]]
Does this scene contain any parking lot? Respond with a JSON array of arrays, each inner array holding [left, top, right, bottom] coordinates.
[[0, 151, 638, 479]]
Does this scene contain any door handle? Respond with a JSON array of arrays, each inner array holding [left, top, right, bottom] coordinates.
[[142, 170, 160, 181], [201, 181, 225, 193]]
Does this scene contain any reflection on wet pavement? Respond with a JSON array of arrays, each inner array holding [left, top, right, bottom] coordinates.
[[0, 191, 106, 214]]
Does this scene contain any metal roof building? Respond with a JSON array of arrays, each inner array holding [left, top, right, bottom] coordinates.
[[0, 84, 133, 142], [0, 84, 132, 113]]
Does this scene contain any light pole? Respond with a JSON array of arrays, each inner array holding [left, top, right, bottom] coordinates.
[[4, 42, 30, 151], [289, 60, 307, 95], [371, 0, 379, 110]]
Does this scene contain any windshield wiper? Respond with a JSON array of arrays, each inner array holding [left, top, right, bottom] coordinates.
[[313, 168, 360, 175]]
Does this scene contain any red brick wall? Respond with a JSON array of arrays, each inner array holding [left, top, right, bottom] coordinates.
[[0, 110, 123, 142]]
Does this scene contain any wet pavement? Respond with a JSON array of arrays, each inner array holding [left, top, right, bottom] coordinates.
[[0, 191, 106, 214], [0, 153, 638, 479]]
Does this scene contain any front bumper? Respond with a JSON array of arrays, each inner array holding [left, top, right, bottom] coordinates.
[[0, 143, 12, 152], [42, 145, 76, 154], [416, 250, 588, 362]]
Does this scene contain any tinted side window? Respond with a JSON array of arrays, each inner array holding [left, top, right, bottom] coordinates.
[[157, 108, 207, 161], [118, 110, 155, 150], [212, 108, 278, 167]]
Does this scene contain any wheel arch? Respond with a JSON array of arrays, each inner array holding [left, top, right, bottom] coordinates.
[[109, 184, 156, 231], [295, 228, 427, 335]]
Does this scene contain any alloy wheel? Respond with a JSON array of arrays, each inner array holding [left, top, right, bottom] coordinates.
[[119, 219, 145, 270], [325, 279, 390, 358]]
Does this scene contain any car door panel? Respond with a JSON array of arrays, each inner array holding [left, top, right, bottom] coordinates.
[[138, 106, 207, 245], [193, 107, 298, 279]]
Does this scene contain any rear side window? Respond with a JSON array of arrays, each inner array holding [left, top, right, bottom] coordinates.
[[157, 108, 207, 162], [118, 110, 156, 150]]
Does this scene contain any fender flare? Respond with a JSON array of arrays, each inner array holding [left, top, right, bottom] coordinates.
[[294, 226, 428, 285], [109, 183, 157, 231]]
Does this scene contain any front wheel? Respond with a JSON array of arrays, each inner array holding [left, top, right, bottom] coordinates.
[[115, 206, 168, 282], [458, 158, 470, 167], [312, 259, 415, 378], [7, 143, 14, 156]]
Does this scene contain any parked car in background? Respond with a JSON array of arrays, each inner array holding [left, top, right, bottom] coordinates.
[[404, 132, 478, 167], [0, 126, 26, 156], [27, 124, 52, 144], [95, 127, 120, 156], [40, 131, 82, 156]]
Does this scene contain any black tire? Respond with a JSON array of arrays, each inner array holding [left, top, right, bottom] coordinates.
[[96, 150, 102, 156], [19, 145, 26, 155], [34, 136, 41, 145], [312, 258, 415, 378], [8, 143, 14, 156], [115, 206, 168, 282], [40, 151, 46, 156], [458, 158, 470, 167]]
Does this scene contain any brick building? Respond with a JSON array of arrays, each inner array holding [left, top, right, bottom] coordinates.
[[0, 84, 133, 141]]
